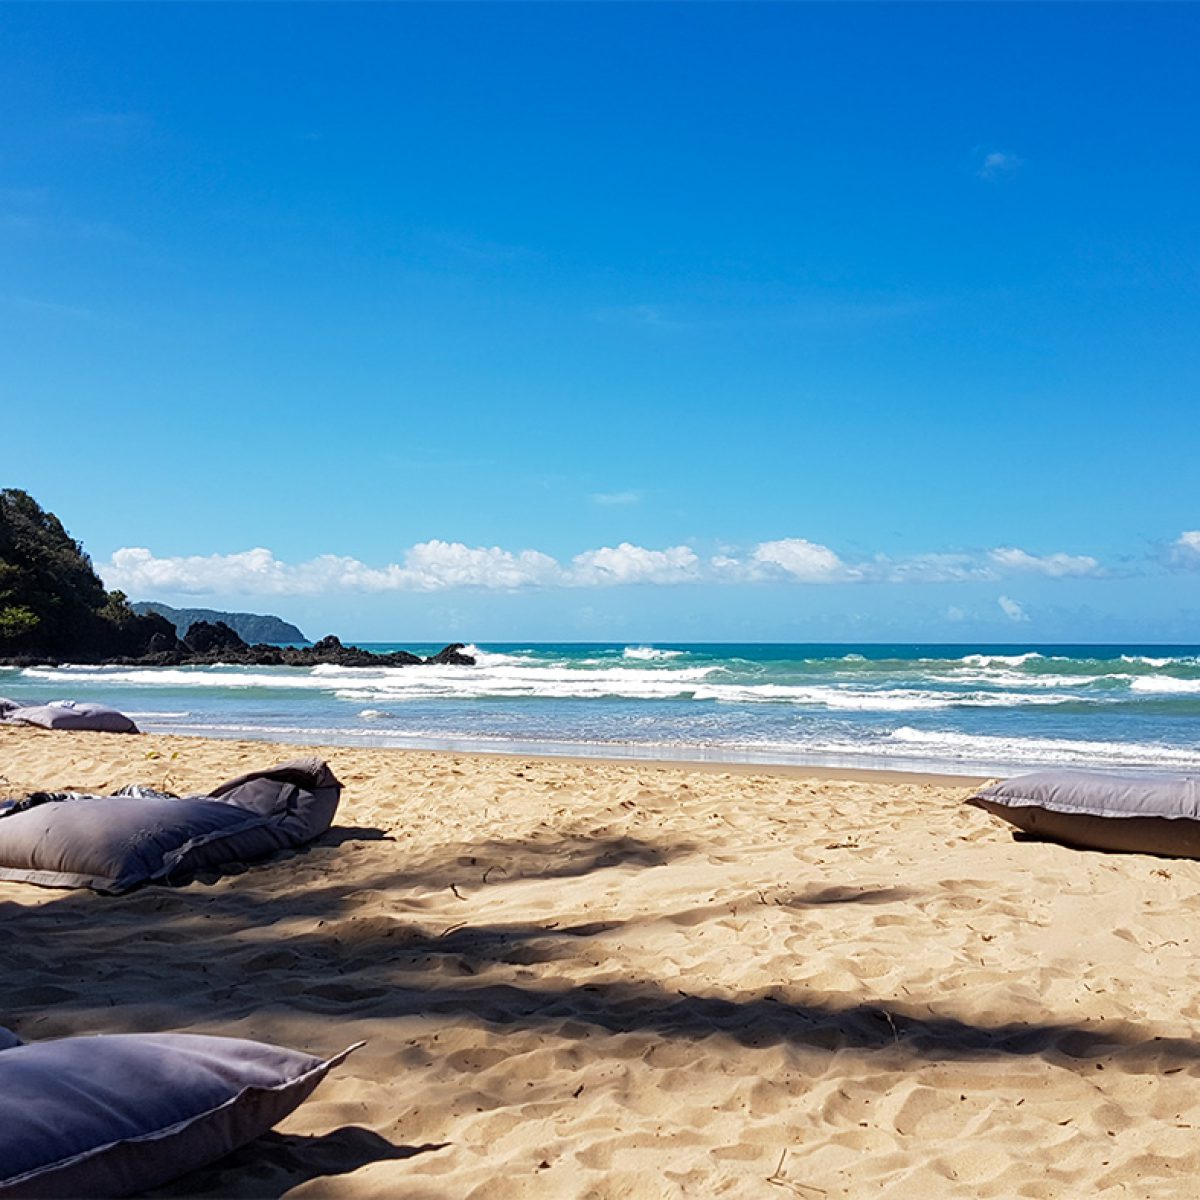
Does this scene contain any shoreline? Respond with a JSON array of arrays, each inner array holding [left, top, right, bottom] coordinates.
[[135, 722, 1010, 781], [1, 725, 992, 789], [430, 747, 992, 788]]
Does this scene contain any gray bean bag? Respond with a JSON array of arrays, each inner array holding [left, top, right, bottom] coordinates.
[[968, 770, 1200, 857], [0, 758, 342, 892], [0, 1027, 359, 1198], [2, 699, 139, 733]]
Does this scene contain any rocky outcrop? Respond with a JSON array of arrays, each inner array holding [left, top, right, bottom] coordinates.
[[425, 642, 475, 666], [0, 490, 476, 671], [183, 620, 248, 655], [101, 627, 475, 669]]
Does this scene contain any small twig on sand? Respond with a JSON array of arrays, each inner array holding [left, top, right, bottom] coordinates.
[[439, 922, 468, 939], [766, 1149, 827, 1196], [879, 1008, 900, 1044], [482, 866, 507, 884], [449, 883, 466, 900]]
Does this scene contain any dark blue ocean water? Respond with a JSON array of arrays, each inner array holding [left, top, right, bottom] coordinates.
[[4, 643, 1200, 776]]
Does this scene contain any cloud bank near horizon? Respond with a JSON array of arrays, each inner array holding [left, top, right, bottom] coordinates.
[[101, 534, 1126, 597]]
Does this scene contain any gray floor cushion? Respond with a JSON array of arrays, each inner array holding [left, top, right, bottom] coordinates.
[[0, 758, 342, 892], [968, 770, 1200, 856], [0, 1028, 360, 1198], [2, 700, 139, 733]]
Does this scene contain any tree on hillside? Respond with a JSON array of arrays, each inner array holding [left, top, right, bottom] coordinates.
[[0, 488, 176, 660]]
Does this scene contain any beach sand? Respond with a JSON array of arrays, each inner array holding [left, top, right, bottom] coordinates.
[[3, 726, 1199, 1198]]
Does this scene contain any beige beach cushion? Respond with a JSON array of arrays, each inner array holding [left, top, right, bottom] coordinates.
[[968, 770, 1200, 857], [0, 1030, 359, 1198]]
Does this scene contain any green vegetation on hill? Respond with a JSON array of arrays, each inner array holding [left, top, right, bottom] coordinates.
[[0, 489, 472, 669], [0, 488, 175, 661], [132, 602, 308, 645]]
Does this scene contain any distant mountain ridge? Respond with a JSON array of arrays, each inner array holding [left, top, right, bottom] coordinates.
[[132, 602, 309, 645]]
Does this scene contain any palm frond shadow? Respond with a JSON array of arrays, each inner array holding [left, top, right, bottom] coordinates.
[[1, 829, 1193, 1079]]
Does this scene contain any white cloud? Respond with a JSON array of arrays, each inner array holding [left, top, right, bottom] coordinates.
[[399, 541, 561, 591], [998, 595, 1029, 623], [590, 491, 641, 506], [977, 150, 1022, 181], [568, 543, 700, 586], [101, 535, 1115, 597], [751, 538, 851, 583], [1173, 531, 1200, 567], [989, 547, 1101, 577], [107, 547, 295, 594], [105, 543, 563, 596], [877, 553, 997, 584]]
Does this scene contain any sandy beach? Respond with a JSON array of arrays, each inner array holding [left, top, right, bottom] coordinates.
[[3, 726, 1199, 1199]]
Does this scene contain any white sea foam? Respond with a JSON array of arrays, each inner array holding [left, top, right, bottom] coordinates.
[[1120, 654, 1198, 668], [958, 652, 1044, 667], [622, 646, 684, 661], [947, 668, 1118, 689], [17, 660, 719, 703], [691, 684, 955, 710], [459, 644, 529, 667], [16, 660, 1094, 710], [22, 666, 341, 691], [883, 726, 1200, 769], [697, 681, 1083, 710], [160, 719, 532, 749], [1129, 675, 1200, 695]]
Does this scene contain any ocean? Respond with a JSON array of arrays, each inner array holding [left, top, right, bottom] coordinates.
[[3, 643, 1200, 777]]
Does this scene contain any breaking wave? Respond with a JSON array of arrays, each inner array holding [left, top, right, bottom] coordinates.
[[9, 641, 1200, 774], [622, 646, 684, 661]]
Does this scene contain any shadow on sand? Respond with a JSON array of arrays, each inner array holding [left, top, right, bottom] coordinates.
[[3, 825, 1195, 1192], [143, 1128, 449, 1198]]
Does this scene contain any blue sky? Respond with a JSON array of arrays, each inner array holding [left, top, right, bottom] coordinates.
[[3, 3, 1198, 642]]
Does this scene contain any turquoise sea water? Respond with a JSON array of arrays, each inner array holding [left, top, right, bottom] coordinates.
[[4, 643, 1200, 776]]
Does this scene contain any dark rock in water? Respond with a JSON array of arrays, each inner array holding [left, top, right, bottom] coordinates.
[[146, 631, 177, 655], [283, 635, 421, 668], [183, 621, 249, 654], [132, 631, 470, 670], [424, 642, 475, 666]]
